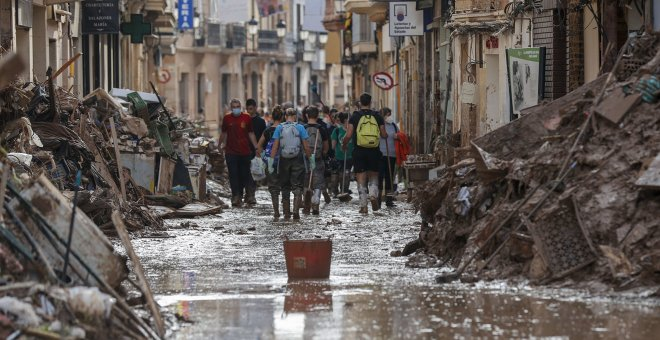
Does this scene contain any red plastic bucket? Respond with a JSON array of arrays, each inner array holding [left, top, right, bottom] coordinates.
[[283, 238, 332, 279]]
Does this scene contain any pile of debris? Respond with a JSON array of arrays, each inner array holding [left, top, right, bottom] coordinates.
[[412, 33, 660, 290], [0, 52, 228, 337]]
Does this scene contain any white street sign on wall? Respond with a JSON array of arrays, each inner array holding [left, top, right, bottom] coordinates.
[[389, 2, 424, 36]]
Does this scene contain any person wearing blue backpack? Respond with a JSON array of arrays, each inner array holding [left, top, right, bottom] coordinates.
[[269, 108, 312, 220], [256, 105, 283, 221]]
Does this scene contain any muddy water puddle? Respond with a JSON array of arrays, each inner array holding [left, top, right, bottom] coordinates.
[[130, 190, 660, 339]]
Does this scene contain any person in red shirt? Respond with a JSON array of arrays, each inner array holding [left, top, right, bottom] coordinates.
[[219, 98, 259, 207]]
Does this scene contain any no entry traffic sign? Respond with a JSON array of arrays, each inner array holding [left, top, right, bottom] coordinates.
[[373, 72, 395, 90]]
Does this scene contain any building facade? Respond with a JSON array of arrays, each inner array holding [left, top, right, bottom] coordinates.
[[341, 0, 659, 161]]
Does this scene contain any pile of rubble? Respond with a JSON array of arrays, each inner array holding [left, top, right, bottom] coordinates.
[[412, 33, 660, 291], [0, 53, 227, 337]]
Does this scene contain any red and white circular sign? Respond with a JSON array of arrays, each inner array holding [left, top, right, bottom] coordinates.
[[157, 69, 171, 84], [373, 72, 394, 90]]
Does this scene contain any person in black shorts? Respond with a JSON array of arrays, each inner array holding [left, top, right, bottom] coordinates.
[[341, 93, 387, 214]]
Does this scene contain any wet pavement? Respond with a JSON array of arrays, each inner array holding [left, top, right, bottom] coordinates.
[[129, 189, 660, 339]]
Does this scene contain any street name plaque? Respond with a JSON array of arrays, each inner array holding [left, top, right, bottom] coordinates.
[[389, 1, 424, 36]]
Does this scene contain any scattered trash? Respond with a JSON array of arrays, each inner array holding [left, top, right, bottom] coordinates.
[[66, 287, 115, 320], [0, 63, 230, 338], [416, 33, 660, 289], [635, 153, 660, 190], [599, 245, 634, 279], [456, 186, 472, 216], [527, 197, 597, 280], [0, 297, 41, 327]]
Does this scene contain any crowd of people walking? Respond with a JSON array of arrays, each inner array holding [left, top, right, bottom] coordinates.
[[217, 92, 409, 220]]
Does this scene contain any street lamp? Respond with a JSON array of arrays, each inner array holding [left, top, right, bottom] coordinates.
[[308, 32, 317, 45], [318, 32, 328, 45], [276, 19, 286, 38], [299, 29, 309, 41], [248, 16, 258, 36]]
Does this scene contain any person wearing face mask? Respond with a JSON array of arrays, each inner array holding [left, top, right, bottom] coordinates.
[[378, 107, 399, 208], [219, 98, 259, 207]]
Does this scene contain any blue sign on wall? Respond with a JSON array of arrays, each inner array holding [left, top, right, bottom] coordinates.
[[178, 0, 194, 30]]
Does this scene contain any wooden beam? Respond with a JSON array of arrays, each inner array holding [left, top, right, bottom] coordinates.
[[108, 117, 127, 203], [111, 212, 166, 339]]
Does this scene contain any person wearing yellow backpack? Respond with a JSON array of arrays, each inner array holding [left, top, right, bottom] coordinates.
[[341, 93, 388, 214]]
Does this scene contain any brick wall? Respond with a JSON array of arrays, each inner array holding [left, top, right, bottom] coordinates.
[[533, 9, 567, 100], [567, 0, 584, 92]]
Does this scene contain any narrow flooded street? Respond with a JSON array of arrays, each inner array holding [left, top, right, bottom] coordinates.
[[131, 190, 660, 339]]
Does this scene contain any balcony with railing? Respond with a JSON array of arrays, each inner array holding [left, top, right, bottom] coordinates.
[[204, 23, 247, 50], [454, 0, 504, 13], [344, 0, 388, 23], [351, 13, 376, 55]]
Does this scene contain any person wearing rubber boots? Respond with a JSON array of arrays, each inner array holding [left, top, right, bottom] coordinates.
[[302, 106, 329, 215], [244, 98, 266, 205], [378, 107, 399, 208], [331, 112, 354, 195], [341, 93, 387, 214], [256, 105, 284, 220], [269, 108, 312, 220]]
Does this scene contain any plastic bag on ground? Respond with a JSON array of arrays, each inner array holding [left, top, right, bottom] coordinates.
[[0, 296, 41, 327], [67, 287, 116, 320]]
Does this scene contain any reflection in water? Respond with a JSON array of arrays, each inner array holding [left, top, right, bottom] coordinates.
[[136, 189, 660, 339], [176, 271, 197, 322], [283, 280, 333, 313], [277, 280, 334, 339], [160, 285, 660, 340]]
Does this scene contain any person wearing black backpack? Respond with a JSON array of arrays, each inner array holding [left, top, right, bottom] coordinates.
[[341, 93, 388, 214], [303, 106, 330, 215], [269, 108, 312, 220]]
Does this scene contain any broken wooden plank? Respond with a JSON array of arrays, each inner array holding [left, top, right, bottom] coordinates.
[[198, 163, 207, 201], [109, 116, 127, 202], [146, 206, 175, 219], [7, 175, 127, 288], [144, 195, 188, 209], [599, 245, 633, 278], [594, 87, 642, 124], [172, 203, 222, 218], [156, 157, 176, 194], [635, 153, 660, 190], [111, 211, 165, 339]]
